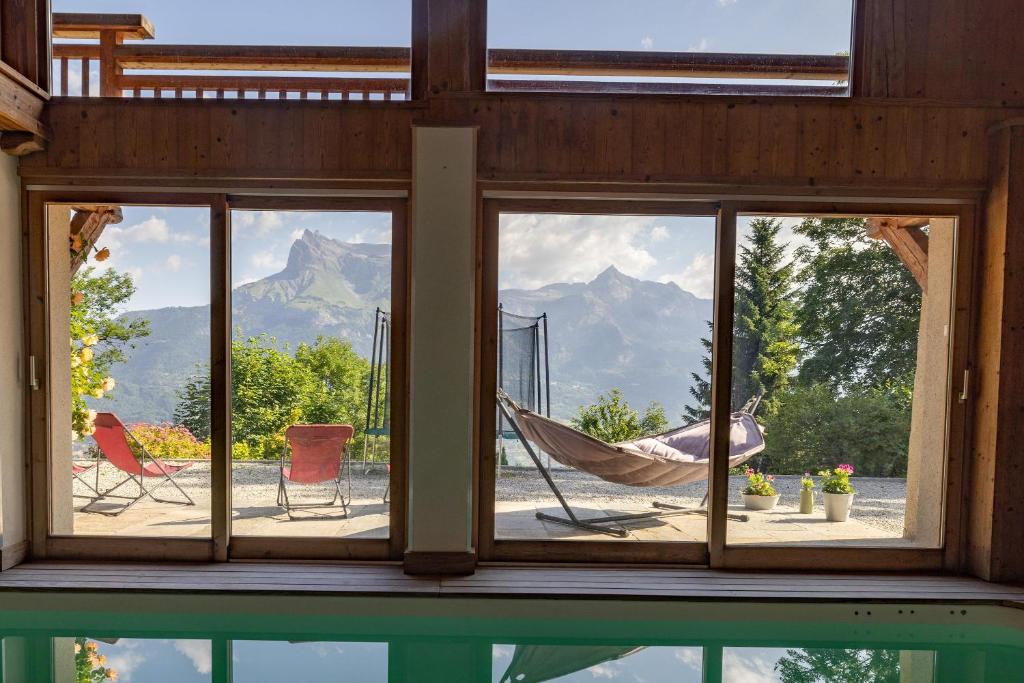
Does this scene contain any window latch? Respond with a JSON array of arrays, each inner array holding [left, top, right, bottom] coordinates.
[[958, 368, 970, 403], [28, 355, 39, 391]]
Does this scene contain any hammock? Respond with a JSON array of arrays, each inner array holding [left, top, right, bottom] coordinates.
[[498, 390, 765, 536]]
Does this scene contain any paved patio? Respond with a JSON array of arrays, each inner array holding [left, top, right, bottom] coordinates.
[[68, 464, 918, 546]]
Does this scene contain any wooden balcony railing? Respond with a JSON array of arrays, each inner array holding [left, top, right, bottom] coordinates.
[[51, 12, 850, 100]]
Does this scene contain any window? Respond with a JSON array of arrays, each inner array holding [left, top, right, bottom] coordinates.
[[487, 0, 854, 96], [51, 1, 412, 100]]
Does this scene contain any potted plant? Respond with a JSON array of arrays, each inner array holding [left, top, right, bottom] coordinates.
[[799, 472, 815, 514], [741, 467, 780, 511], [819, 464, 856, 521]]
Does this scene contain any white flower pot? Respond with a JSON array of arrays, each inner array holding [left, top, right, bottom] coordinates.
[[823, 492, 855, 521], [742, 494, 780, 511]]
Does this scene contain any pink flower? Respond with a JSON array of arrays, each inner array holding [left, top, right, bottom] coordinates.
[[838, 464, 854, 474], [744, 467, 755, 476], [767, 474, 775, 481]]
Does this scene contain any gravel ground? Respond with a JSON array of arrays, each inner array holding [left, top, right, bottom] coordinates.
[[73, 462, 908, 535]]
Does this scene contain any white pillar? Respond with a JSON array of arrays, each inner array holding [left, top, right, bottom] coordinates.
[[405, 126, 478, 563], [0, 154, 27, 566]]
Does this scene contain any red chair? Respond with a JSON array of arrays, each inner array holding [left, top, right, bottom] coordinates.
[[83, 413, 195, 516], [277, 424, 355, 519], [72, 461, 100, 498]]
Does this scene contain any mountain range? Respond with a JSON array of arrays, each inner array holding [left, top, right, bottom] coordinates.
[[97, 230, 711, 425]]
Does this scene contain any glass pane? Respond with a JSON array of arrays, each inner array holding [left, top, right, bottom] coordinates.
[[51, 1, 411, 99], [232, 640, 388, 681], [488, 0, 854, 93], [230, 210, 392, 538], [493, 644, 705, 682], [51, 204, 211, 537], [723, 646, 935, 682], [495, 213, 715, 543], [725, 215, 954, 548], [59, 637, 213, 682]]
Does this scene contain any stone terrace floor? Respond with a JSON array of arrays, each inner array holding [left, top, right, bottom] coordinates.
[[67, 464, 917, 546]]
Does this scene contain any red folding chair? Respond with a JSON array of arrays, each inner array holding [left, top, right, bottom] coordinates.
[[277, 424, 355, 519], [72, 461, 100, 499], [82, 413, 195, 516]]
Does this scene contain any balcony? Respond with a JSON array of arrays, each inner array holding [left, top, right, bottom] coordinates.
[[51, 12, 850, 100]]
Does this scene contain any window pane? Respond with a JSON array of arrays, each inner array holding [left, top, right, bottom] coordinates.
[[51, 204, 211, 538], [57, 637, 212, 682], [725, 215, 954, 548], [232, 640, 388, 681], [495, 213, 715, 543], [493, 644, 705, 681], [488, 0, 853, 95], [230, 210, 392, 539]]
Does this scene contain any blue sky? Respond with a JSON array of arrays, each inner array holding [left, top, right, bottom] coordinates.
[[53, 0, 852, 55]]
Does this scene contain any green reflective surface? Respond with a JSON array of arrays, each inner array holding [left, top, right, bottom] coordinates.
[[0, 594, 1021, 682]]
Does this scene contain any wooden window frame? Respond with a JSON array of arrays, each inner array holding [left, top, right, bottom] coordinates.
[[25, 190, 409, 562], [476, 196, 977, 572]]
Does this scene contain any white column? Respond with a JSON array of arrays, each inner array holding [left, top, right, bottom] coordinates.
[[406, 126, 478, 555], [0, 154, 27, 563]]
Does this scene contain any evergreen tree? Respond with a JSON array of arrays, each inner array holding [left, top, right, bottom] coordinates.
[[572, 389, 668, 442], [732, 217, 800, 414], [683, 217, 799, 420]]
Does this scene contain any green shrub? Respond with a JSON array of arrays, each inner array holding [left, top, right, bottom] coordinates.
[[128, 422, 210, 460], [571, 389, 668, 443]]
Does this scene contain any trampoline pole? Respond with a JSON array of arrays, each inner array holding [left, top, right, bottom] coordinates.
[[364, 307, 380, 472], [497, 305, 504, 478]]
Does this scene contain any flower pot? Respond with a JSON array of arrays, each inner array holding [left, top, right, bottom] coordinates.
[[742, 494, 780, 511], [823, 492, 854, 521], [799, 489, 814, 514]]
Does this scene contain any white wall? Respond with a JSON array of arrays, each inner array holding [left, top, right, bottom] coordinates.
[[0, 154, 26, 558]]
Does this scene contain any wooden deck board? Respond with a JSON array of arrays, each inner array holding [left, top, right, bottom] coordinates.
[[1, 562, 1024, 604]]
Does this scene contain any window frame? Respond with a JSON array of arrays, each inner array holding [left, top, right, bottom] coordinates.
[[25, 190, 409, 562], [476, 196, 977, 571]]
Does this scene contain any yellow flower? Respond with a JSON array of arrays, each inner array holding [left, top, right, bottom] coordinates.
[[71, 430, 80, 441], [86, 642, 98, 652], [101, 377, 116, 391], [71, 291, 84, 305], [94, 247, 111, 262], [98, 655, 107, 666], [80, 347, 93, 362], [91, 388, 104, 399], [82, 424, 96, 436], [87, 409, 97, 421], [71, 355, 82, 369], [82, 334, 99, 346], [107, 671, 119, 682]]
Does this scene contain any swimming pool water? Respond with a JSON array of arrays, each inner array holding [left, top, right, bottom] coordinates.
[[0, 593, 1021, 681]]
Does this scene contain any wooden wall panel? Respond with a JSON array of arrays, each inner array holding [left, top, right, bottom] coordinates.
[[858, 0, 1024, 102], [21, 97, 1020, 192]]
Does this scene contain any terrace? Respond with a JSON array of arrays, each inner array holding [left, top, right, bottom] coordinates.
[[50, 12, 850, 100]]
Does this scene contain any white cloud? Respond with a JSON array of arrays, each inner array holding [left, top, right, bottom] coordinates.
[[102, 641, 147, 682], [493, 645, 514, 660], [164, 254, 182, 272], [235, 211, 284, 236], [102, 216, 171, 249], [673, 648, 703, 669], [640, 36, 654, 50], [722, 650, 781, 683], [717, 0, 738, 5], [688, 38, 710, 52], [351, 227, 393, 244], [658, 252, 714, 298], [251, 250, 286, 270], [499, 214, 658, 289], [173, 640, 212, 674], [650, 225, 670, 242], [588, 663, 618, 679], [290, 229, 305, 241]]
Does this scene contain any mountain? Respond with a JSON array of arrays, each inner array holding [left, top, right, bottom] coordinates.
[[95, 231, 711, 425]]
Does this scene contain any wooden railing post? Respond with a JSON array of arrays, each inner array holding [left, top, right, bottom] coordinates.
[[98, 28, 123, 97]]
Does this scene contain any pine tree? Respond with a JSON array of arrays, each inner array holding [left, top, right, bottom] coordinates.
[[683, 217, 799, 420], [731, 217, 800, 415]]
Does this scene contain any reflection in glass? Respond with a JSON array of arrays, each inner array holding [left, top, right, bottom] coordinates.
[[232, 640, 387, 681]]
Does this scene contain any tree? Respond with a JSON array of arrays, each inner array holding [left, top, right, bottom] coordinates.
[[775, 648, 900, 683], [174, 369, 211, 440], [761, 383, 912, 476], [684, 217, 799, 420], [792, 217, 921, 394], [732, 217, 800, 415], [682, 322, 713, 421], [71, 266, 150, 438], [295, 336, 376, 453], [572, 389, 668, 443]]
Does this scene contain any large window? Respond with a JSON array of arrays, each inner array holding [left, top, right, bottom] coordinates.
[[34, 194, 406, 560], [51, 1, 412, 100], [487, 0, 854, 95], [481, 201, 968, 569]]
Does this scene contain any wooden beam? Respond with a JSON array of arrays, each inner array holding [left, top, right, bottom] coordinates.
[[866, 217, 930, 292], [114, 44, 409, 72], [0, 131, 44, 156], [68, 205, 123, 274], [51, 12, 154, 40], [0, 62, 47, 137]]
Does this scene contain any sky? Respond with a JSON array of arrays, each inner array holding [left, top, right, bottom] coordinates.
[[89, 208, 391, 312], [52, 0, 852, 55]]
